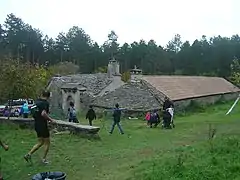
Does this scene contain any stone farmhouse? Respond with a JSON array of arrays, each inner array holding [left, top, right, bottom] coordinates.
[[47, 59, 240, 117]]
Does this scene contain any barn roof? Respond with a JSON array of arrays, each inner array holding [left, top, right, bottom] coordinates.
[[93, 83, 160, 111], [142, 75, 240, 101]]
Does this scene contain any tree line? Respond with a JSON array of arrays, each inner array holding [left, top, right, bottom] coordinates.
[[0, 13, 240, 79]]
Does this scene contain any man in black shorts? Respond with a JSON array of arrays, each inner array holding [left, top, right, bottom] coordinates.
[[24, 91, 55, 164]]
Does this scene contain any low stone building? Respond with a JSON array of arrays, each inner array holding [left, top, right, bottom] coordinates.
[[141, 75, 240, 110], [48, 60, 240, 118]]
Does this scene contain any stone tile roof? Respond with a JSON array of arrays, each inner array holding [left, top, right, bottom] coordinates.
[[51, 73, 113, 95], [93, 83, 160, 110], [142, 75, 240, 101]]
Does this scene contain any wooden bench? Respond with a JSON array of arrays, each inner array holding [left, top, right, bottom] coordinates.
[[0, 117, 100, 137]]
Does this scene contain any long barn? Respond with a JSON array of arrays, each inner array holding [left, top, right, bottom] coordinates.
[[141, 75, 240, 110]]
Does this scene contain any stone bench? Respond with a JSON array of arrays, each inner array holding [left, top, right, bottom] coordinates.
[[0, 117, 100, 137]]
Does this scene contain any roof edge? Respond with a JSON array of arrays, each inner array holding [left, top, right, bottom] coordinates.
[[173, 91, 240, 102]]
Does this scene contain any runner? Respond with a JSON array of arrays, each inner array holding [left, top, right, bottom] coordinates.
[[24, 91, 55, 165]]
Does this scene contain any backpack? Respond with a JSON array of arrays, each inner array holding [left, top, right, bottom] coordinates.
[[150, 112, 158, 122]]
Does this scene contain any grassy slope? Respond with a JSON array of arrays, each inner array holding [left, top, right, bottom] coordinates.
[[0, 102, 240, 180]]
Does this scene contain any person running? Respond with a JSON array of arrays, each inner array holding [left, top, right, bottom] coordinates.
[[67, 102, 79, 123], [86, 105, 96, 126], [109, 103, 124, 134], [24, 91, 55, 165], [0, 140, 9, 180]]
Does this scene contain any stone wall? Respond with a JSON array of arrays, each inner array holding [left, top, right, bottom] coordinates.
[[174, 92, 239, 110], [61, 89, 81, 113], [48, 79, 65, 119], [48, 74, 114, 117], [0, 117, 100, 137]]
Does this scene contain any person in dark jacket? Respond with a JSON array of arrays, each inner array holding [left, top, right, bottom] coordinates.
[[109, 103, 124, 134], [149, 110, 160, 128], [86, 105, 96, 126], [163, 97, 174, 111]]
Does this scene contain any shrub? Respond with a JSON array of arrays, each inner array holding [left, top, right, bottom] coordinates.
[[49, 61, 79, 75], [121, 71, 131, 82], [0, 58, 52, 102]]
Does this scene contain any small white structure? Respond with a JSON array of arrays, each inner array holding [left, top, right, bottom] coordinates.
[[130, 65, 143, 82]]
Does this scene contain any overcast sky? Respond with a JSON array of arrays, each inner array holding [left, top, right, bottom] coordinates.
[[0, 0, 238, 46]]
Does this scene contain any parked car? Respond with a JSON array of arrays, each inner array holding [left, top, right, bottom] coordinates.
[[0, 99, 34, 117]]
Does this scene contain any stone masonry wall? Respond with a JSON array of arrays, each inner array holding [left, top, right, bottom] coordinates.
[[174, 92, 239, 111]]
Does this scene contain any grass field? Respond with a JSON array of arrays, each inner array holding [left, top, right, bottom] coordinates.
[[0, 102, 240, 180]]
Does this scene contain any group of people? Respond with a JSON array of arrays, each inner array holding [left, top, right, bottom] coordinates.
[[2, 103, 30, 118], [145, 97, 175, 129], [0, 91, 174, 179], [67, 101, 97, 126], [67, 101, 124, 134]]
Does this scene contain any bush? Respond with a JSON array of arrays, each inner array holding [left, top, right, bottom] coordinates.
[[121, 71, 131, 82], [49, 61, 79, 75], [95, 66, 108, 73], [0, 58, 52, 102], [230, 58, 240, 86]]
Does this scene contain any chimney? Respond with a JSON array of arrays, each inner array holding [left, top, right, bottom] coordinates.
[[107, 58, 120, 77]]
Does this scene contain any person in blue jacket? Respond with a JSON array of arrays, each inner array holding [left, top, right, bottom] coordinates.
[[21, 103, 30, 118], [109, 103, 124, 134]]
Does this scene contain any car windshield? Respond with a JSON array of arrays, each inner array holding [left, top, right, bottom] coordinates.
[[3, 99, 34, 106]]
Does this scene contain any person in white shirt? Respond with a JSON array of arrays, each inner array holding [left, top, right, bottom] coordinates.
[[166, 105, 175, 128]]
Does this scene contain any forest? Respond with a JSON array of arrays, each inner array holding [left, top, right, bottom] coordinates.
[[0, 13, 239, 102]]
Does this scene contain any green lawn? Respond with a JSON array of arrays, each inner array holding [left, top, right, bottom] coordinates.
[[1, 102, 240, 180]]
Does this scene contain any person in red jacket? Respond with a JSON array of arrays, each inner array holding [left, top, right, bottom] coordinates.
[[0, 140, 9, 180]]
